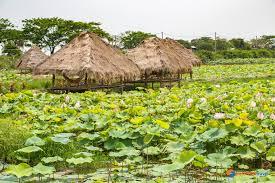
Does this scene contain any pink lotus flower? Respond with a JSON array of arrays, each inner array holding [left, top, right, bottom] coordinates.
[[186, 98, 193, 108], [270, 114, 275, 120], [257, 112, 264, 120], [256, 92, 263, 98], [250, 101, 256, 108], [74, 101, 81, 109], [214, 113, 225, 119]]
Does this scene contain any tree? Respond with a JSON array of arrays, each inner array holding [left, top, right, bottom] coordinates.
[[120, 31, 155, 49], [0, 18, 24, 55], [229, 38, 251, 50], [22, 17, 111, 54], [2, 41, 22, 57], [191, 37, 215, 51], [250, 35, 275, 49], [176, 40, 191, 49], [216, 38, 231, 51]]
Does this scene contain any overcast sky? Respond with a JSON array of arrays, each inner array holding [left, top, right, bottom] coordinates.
[[0, 0, 275, 40]]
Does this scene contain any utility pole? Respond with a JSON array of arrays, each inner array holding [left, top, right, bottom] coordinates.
[[161, 32, 164, 39], [214, 32, 217, 52], [255, 36, 258, 49]]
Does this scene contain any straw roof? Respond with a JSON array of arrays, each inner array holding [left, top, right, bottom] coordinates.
[[17, 46, 48, 70], [34, 32, 141, 83], [126, 37, 202, 76]]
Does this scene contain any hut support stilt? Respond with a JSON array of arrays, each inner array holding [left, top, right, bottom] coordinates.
[[190, 71, 193, 79], [52, 74, 56, 87], [144, 74, 148, 88], [178, 72, 181, 88]]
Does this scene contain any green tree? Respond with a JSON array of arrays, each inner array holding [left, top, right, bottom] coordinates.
[[176, 40, 191, 49], [250, 35, 275, 49], [216, 38, 231, 51], [120, 31, 155, 49], [229, 38, 251, 50], [191, 37, 215, 51], [2, 41, 22, 57], [22, 17, 111, 54], [0, 18, 24, 55]]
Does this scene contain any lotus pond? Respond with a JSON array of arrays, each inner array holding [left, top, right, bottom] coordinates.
[[0, 63, 275, 182]]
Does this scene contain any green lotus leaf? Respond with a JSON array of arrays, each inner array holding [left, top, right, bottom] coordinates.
[[85, 145, 103, 151], [33, 163, 55, 175], [108, 129, 131, 139], [77, 132, 100, 141], [25, 136, 45, 146], [237, 146, 256, 159], [266, 146, 275, 161], [109, 147, 140, 157], [233, 175, 254, 183], [66, 157, 93, 165], [50, 136, 71, 144], [176, 150, 197, 166], [250, 141, 267, 153], [243, 125, 261, 137], [143, 146, 161, 155], [5, 163, 33, 178], [74, 152, 94, 157], [41, 156, 64, 164], [16, 146, 43, 153], [199, 128, 228, 142], [165, 141, 185, 153], [230, 135, 249, 146], [152, 162, 184, 176], [205, 153, 233, 168], [238, 164, 249, 170], [143, 134, 154, 145], [53, 133, 75, 138]]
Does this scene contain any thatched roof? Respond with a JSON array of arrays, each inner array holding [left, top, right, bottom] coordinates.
[[33, 32, 141, 83], [126, 37, 202, 76], [17, 46, 48, 70]]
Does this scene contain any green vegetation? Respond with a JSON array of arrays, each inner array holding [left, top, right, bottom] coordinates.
[[208, 58, 275, 65], [0, 62, 274, 182], [196, 49, 275, 63]]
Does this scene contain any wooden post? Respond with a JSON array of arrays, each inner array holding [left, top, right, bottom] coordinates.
[[84, 73, 88, 85], [151, 82, 154, 89], [52, 74, 56, 87], [169, 75, 172, 89], [160, 72, 163, 88], [190, 71, 193, 79], [178, 72, 181, 88], [144, 73, 148, 88]]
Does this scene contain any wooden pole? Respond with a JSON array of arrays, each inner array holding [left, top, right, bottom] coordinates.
[[178, 72, 181, 88], [52, 74, 55, 87], [144, 73, 148, 88], [190, 71, 193, 79], [84, 73, 88, 85]]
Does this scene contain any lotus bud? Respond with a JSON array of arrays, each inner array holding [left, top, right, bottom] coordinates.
[[61, 103, 67, 108], [65, 95, 70, 103], [186, 98, 193, 108], [75, 101, 81, 109], [257, 112, 264, 120], [256, 92, 262, 98], [214, 113, 225, 120], [200, 98, 207, 103], [270, 114, 275, 121], [271, 97, 275, 102], [250, 101, 256, 108]]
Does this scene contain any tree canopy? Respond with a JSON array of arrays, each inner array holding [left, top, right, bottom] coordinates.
[[22, 17, 111, 54], [120, 31, 155, 49]]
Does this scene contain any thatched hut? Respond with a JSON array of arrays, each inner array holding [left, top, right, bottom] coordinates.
[[16, 46, 48, 72], [126, 37, 201, 82], [33, 32, 141, 90]]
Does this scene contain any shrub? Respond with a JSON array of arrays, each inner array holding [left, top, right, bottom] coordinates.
[[0, 118, 31, 162]]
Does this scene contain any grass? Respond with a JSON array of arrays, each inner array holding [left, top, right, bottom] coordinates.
[[0, 118, 31, 163]]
